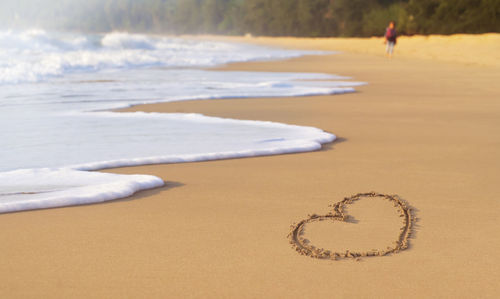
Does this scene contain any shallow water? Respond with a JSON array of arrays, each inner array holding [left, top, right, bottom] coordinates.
[[0, 30, 363, 213]]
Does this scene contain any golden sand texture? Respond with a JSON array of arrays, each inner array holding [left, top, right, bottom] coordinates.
[[197, 33, 500, 67], [288, 192, 415, 260], [0, 38, 499, 298]]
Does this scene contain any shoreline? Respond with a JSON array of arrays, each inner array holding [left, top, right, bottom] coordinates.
[[1, 37, 499, 298], [193, 33, 500, 68]]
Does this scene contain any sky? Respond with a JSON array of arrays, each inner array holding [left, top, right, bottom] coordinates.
[[0, 0, 97, 29]]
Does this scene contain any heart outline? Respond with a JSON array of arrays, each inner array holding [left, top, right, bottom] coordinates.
[[288, 192, 415, 260]]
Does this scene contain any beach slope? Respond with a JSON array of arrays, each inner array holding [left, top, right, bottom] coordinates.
[[0, 37, 499, 298]]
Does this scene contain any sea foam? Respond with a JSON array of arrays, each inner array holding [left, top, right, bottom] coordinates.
[[0, 30, 363, 213], [0, 30, 325, 84]]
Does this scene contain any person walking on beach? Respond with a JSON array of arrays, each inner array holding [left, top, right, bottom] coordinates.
[[384, 21, 397, 58]]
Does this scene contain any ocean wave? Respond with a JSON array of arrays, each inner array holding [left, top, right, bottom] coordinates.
[[0, 30, 324, 84], [0, 31, 359, 214], [0, 113, 335, 214]]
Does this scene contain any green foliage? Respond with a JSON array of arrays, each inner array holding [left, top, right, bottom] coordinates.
[[328, 0, 378, 36], [407, 0, 500, 34], [362, 3, 411, 36], [0, 0, 498, 36]]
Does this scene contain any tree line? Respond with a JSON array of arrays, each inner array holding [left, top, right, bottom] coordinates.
[[1, 0, 499, 36]]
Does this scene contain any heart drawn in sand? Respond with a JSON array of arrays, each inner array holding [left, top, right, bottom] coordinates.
[[288, 192, 415, 260]]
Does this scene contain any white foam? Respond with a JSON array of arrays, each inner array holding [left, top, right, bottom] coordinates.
[[0, 169, 164, 214], [0, 31, 362, 214], [0, 30, 326, 84], [0, 112, 336, 214]]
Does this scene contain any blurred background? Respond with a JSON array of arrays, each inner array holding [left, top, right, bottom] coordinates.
[[0, 0, 499, 36]]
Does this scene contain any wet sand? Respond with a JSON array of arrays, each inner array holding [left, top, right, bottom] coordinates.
[[1, 37, 499, 298]]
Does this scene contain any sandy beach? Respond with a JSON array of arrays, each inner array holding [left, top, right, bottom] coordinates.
[[200, 33, 500, 67], [1, 35, 499, 298]]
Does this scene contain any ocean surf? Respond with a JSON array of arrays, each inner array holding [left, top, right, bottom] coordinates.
[[0, 30, 363, 213]]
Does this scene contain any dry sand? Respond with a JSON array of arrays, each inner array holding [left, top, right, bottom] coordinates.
[[202, 33, 500, 67], [1, 35, 499, 298]]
